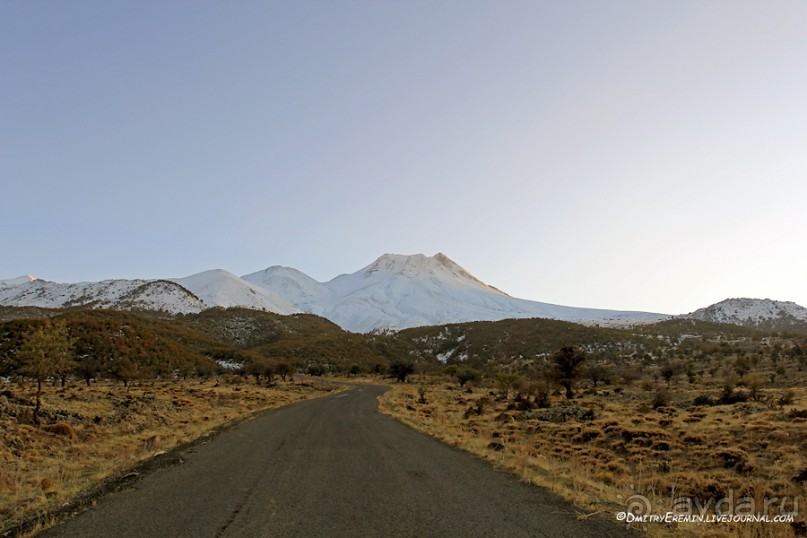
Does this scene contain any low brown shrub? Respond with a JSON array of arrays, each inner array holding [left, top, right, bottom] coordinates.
[[43, 422, 77, 442]]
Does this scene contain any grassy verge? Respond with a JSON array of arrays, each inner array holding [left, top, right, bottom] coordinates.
[[378, 379, 806, 538], [0, 376, 343, 535]]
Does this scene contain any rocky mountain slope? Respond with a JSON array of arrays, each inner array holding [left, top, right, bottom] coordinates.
[[0, 278, 205, 314], [683, 298, 807, 332]]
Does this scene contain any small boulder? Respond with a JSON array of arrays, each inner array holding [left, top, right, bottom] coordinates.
[[144, 434, 161, 452]]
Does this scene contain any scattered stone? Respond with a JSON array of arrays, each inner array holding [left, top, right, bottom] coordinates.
[[144, 434, 161, 452]]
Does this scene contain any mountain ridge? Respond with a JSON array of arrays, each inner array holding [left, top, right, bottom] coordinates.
[[684, 297, 807, 332], [3, 253, 804, 333]]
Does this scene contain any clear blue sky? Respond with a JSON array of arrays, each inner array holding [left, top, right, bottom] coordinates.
[[2, 1, 806, 314]]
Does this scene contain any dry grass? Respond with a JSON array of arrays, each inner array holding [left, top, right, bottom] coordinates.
[[0, 375, 343, 535], [379, 379, 807, 538]]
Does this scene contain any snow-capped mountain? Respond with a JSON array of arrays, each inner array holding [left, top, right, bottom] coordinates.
[[171, 269, 300, 315], [684, 298, 807, 330], [0, 275, 37, 287], [244, 253, 669, 332], [19, 253, 807, 334], [0, 277, 205, 314], [241, 266, 332, 308], [0, 270, 300, 316]]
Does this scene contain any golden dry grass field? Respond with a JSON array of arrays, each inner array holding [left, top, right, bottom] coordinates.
[[379, 376, 807, 538], [0, 376, 343, 535]]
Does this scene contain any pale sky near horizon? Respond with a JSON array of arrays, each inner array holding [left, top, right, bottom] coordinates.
[[2, 1, 806, 315]]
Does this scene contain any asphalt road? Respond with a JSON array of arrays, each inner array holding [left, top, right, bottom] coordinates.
[[44, 385, 634, 537]]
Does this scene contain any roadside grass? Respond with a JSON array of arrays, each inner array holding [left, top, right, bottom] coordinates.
[[378, 378, 807, 538], [0, 376, 343, 535]]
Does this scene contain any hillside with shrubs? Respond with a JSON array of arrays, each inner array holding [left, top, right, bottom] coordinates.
[[384, 318, 807, 537], [3, 305, 807, 536]]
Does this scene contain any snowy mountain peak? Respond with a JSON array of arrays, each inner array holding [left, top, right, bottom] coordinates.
[[241, 266, 331, 306], [359, 253, 505, 295], [243, 252, 665, 332], [1, 253, 671, 332], [171, 269, 301, 315], [685, 298, 807, 327], [0, 277, 204, 314], [0, 275, 38, 286]]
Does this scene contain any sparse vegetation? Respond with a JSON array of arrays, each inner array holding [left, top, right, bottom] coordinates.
[[0, 306, 423, 534], [0, 376, 343, 535], [381, 319, 807, 537], [3, 306, 807, 537]]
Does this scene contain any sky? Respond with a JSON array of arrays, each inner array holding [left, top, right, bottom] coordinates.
[[2, 1, 806, 315]]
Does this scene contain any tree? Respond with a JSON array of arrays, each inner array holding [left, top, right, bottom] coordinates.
[[389, 361, 414, 383], [551, 345, 586, 400], [245, 358, 276, 385], [743, 373, 765, 402], [734, 355, 751, 377], [75, 355, 103, 386], [17, 320, 76, 425], [455, 366, 480, 388], [496, 372, 523, 400], [110, 355, 139, 389], [275, 362, 293, 382], [585, 364, 611, 388], [659, 362, 679, 387]]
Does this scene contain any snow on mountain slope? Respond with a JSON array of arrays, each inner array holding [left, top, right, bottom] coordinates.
[[120, 280, 207, 312], [0, 278, 205, 314], [241, 266, 332, 309], [247, 253, 669, 332], [0, 275, 37, 286], [684, 298, 807, 327], [172, 269, 301, 315], [0, 252, 671, 330]]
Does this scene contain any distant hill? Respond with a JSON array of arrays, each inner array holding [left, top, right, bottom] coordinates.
[[0, 278, 205, 314], [0, 307, 424, 380], [682, 298, 807, 333], [396, 317, 644, 370]]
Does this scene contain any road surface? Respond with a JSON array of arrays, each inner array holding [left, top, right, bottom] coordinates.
[[44, 385, 634, 537]]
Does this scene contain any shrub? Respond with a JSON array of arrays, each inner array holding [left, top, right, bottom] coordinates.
[[495, 372, 523, 400], [718, 385, 749, 405], [43, 421, 77, 441], [417, 386, 427, 404], [306, 363, 326, 376], [651, 388, 672, 409], [692, 394, 715, 406], [778, 390, 795, 407], [455, 366, 480, 388], [389, 361, 415, 383]]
